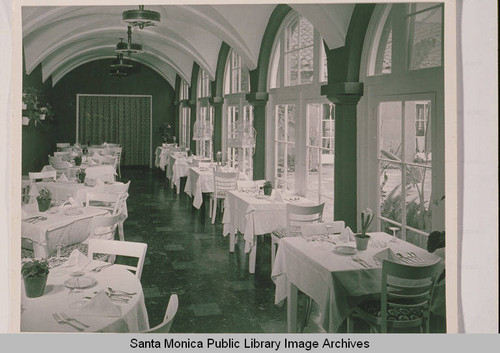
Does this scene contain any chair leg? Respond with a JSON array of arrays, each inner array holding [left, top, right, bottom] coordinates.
[[118, 222, 125, 241], [271, 239, 276, 269], [208, 197, 212, 217]]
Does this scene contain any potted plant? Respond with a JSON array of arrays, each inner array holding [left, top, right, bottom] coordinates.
[[74, 155, 82, 166], [36, 188, 52, 212], [263, 181, 273, 196], [22, 259, 50, 298], [76, 169, 86, 183], [159, 122, 173, 143], [355, 208, 374, 250], [82, 146, 88, 155], [187, 149, 193, 157]]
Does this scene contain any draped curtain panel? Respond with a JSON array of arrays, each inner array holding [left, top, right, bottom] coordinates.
[[78, 95, 151, 166]]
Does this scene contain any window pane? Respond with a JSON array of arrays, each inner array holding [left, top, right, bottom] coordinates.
[[375, 8, 392, 75], [410, 6, 442, 70], [307, 104, 321, 147], [306, 147, 320, 197], [276, 143, 285, 178], [405, 165, 432, 233], [404, 100, 432, 164], [276, 105, 285, 141], [287, 19, 299, 51], [287, 144, 296, 191], [299, 47, 314, 84], [286, 51, 299, 86], [380, 161, 402, 223], [287, 105, 296, 143], [406, 229, 428, 249], [299, 16, 314, 48], [379, 101, 402, 160]]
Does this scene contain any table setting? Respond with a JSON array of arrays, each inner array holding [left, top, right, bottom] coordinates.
[[21, 249, 149, 332], [271, 231, 444, 332]]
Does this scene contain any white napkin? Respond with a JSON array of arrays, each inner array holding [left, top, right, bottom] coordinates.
[[57, 174, 69, 182], [339, 226, 356, 243], [70, 151, 78, 157], [59, 197, 82, 211], [78, 290, 121, 317], [88, 159, 97, 166], [92, 152, 100, 158], [273, 190, 284, 202], [373, 248, 401, 263], [102, 142, 107, 146], [65, 249, 92, 270]]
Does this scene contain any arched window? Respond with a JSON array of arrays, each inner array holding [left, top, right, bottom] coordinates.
[[360, 3, 444, 247], [223, 49, 253, 178], [179, 79, 190, 148], [195, 68, 213, 158], [267, 12, 334, 220]]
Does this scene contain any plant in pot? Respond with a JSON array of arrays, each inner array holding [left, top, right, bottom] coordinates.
[[187, 149, 193, 157], [159, 123, 173, 143], [74, 155, 82, 166], [263, 181, 273, 196], [76, 169, 86, 184], [82, 146, 88, 155], [22, 259, 50, 298], [356, 208, 374, 250], [36, 188, 52, 212]]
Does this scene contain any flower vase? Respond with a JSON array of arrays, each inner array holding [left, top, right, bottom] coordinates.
[[355, 234, 370, 251], [23, 274, 48, 298], [37, 198, 51, 212]]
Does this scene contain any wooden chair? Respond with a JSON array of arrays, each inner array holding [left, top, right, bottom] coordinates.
[[87, 239, 147, 280], [347, 260, 442, 333], [142, 294, 179, 333], [271, 202, 325, 268], [210, 171, 239, 224], [86, 191, 129, 240], [54, 151, 71, 161], [112, 147, 122, 179], [87, 213, 122, 241], [28, 171, 57, 197]]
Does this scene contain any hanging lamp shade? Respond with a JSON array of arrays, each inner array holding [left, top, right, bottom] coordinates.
[[109, 68, 128, 77], [115, 26, 143, 55], [227, 118, 256, 148], [123, 5, 160, 29], [110, 53, 134, 70], [192, 120, 213, 141]]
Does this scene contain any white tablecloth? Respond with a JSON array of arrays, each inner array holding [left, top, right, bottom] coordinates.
[[21, 204, 109, 258], [155, 145, 184, 171], [29, 181, 127, 205], [21, 262, 149, 332], [271, 232, 443, 332], [169, 156, 191, 194], [222, 190, 314, 252], [184, 167, 248, 209]]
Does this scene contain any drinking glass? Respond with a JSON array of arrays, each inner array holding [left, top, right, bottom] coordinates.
[[389, 227, 399, 243]]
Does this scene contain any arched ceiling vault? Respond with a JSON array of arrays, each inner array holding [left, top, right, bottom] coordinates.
[[23, 4, 354, 87]]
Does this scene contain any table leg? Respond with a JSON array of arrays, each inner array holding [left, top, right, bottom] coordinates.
[[248, 242, 257, 274], [287, 281, 298, 333], [229, 229, 236, 253]]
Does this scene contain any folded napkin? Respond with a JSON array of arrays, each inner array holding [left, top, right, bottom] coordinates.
[[373, 248, 401, 264], [78, 290, 121, 317], [88, 159, 97, 166], [92, 152, 100, 158], [59, 197, 82, 211], [102, 142, 107, 146], [65, 249, 92, 270], [339, 226, 356, 243], [57, 174, 69, 182], [70, 151, 79, 157]]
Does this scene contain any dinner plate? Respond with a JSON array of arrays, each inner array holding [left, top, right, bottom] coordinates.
[[64, 276, 96, 289], [64, 208, 83, 216], [333, 245, 357, 255]]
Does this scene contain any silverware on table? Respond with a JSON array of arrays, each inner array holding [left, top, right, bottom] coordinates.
[[351, 256, 370, 268], [407, 251, 424, 262], [90, 263, 113, 272], [396, 252, 415, 263], [58, 312, 89, 328], [52, 313, 83, 331]]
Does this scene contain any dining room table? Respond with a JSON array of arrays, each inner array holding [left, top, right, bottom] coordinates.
[[21, 258, 149, 332], [166, 154, 192, 193], [29, 179, 126, 205], [222, 188, 314, 273], [155, 144, 185, 171], [184, 165, 249, 210], [271, 231, 443, 332], [21, 203, 110, 258]]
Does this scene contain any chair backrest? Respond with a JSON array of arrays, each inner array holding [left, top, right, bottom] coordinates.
[[143, 294, 179, 333], [54, 151, 71, 161], [103, 181, 131, 194], [300, 220, 345, 236], [286, 202, 325, 226], [112, 147, 122, 161], [213, 171, 239, 198], [50, 159, 72, 170], [86, 191, 120, 209], [100, 155, 116, 166], [87, 239, 147, 280], [29, 170, 57, 187], [88, 213, 122, 240], [56, 143, 70, 148], [112, 192, 129, 216], [380, 260, 442, 333]]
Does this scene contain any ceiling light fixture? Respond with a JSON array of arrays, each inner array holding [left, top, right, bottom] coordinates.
[[109, 68, 128, 77], [115, 26, 143, 55], [123, 5, 160, 29], [110, 53, 134, 70]]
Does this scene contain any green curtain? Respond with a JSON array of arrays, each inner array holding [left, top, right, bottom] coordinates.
[[78, 95, 151, 166]]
